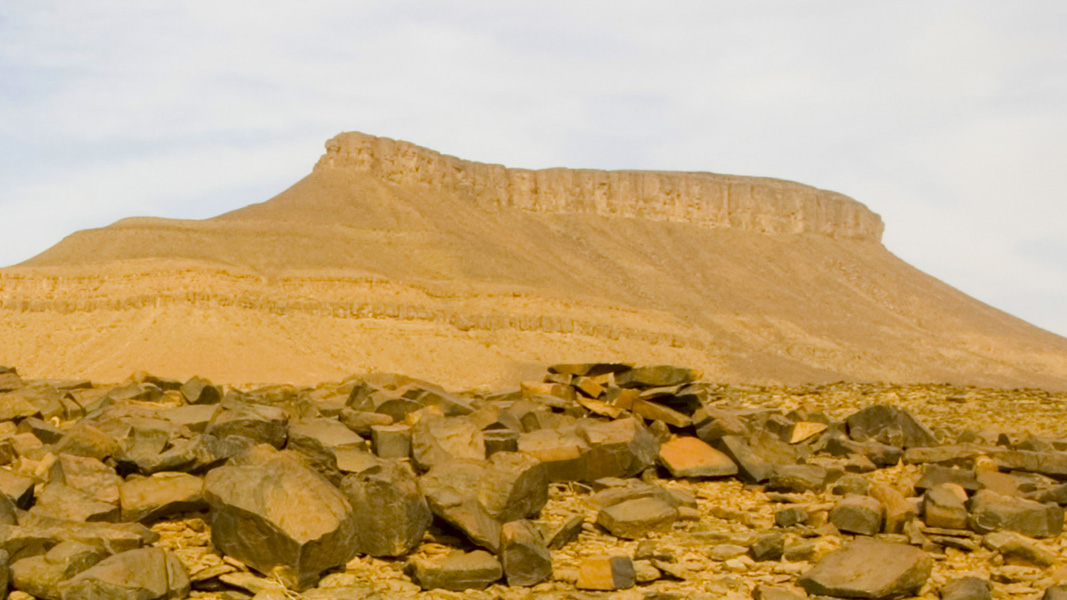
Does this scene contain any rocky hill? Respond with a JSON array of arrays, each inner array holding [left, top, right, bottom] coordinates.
[[2, 132, 1067, 388]]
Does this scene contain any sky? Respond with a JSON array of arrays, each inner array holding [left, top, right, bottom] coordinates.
[[1, 1, 1066, 337]]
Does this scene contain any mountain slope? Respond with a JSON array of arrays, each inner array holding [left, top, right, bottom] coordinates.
[[3, 132, 1067, 389]]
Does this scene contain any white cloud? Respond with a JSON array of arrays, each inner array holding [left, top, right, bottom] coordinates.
[[0, 0, 1065, 336]]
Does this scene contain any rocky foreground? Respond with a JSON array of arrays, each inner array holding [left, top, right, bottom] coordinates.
[[3, 364, 1067, 600]]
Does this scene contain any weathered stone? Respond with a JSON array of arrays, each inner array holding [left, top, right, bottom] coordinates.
[[3, 514, 159, 561], [831, 474, 871, 496], [829, 494, 885, 536], [923, 483, 969, 530], [10, 541, 106, 600], [18, 417, 64, 444], [48, 455, 122, 505], [940, 577, 992, 600], [499, 520, 552, 586], [419, 461, 503, 553], [411, 416, 484, 470], [370, 424, 411, 459], [657, 436, 737, 478], [750, 530, 786, 561], [1044, 584, 1067, 600], [868, 483, 915, 535], [340, 460, 430, 557], [768, 464, 828, 493], [407, 550, 501, 591], [0, 469, 37, 508], [203, 447, 358, 589], [632, 399, 691, 428], [576, 555, 635, 591], [205, 401, 287, 449], [544, 514, 584, 550], [480, 451, 548, 521], [992, 450, 1067, 480], [846, 405, 938, 448], [798, 538, 932, 599], [615, 365, 694, 389], [968, 489, 1064, 538], [517, 429, 587, 482], [915, 465, 978, 493], [982, 531, 1056, 567], [180, 376, 221, 405], [775, 506, 810, 528], [119, 472, 206, 523], [709, 544, 749, 561], [714, 433, 796, 484], [578, 417, 659, 481], [755, 585, 808, 600], [596, 497, 678, 539], [30, 483, 120, 523], [58, 548, 189, 600], [55, 424, 121, 461]]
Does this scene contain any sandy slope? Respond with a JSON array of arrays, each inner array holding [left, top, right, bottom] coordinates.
[[3, 132, 1067, 389]]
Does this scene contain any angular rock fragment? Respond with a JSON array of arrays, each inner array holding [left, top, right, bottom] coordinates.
[[940, 577, 992, 600], [370, 424, 411, 459], [544, 514, 584, 550], [798, 538, 932, 599], [869, 483, 916, 534], [846, 405, 938, 448], [30, 483, 120, 523], [0, 469, 37, 508], [48, 454, 123, 504], [768, 464, 828, 493], [204, 400, 287, 449], [578, 417, 659, 481], [499, 520, 552, 586], [180, 376, 221, 405], [657, 436, 737, 478], [750, 530, 786, 561], [982, 531, 1056, 567], [203, 447, 358, 589], [516, 429, 587, 481], [829, 494, 885, 536], [58, 547, 189, 600], [596, 497, 678, 539], [968, 490, 1064, 538], [923, 483, 969, 530], [119, 472, 206, 523], [411, 416, 484, 470], [615, 365, 694, 388], [576, 555, 636, 591], [714, 434, 796, 483], [407, 550, 501, 591], [10, 541, 106, 600], [5, 514, 159, 561], [340, 460, 430, 557]]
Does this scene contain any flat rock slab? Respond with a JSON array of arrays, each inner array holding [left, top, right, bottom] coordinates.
[[576, 555, 636, 591], [119, 472, 206, 523], [798, 538, 932, 599], [203, 447, 358, 589], [58, 547, 189, 600], [408, 550, 502, 591], [657, 437, 737, 478], [596, 497, 678, 539]]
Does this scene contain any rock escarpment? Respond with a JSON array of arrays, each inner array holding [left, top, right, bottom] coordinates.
[[314, 132, 884, 241], [3, 131, 1067, 388]]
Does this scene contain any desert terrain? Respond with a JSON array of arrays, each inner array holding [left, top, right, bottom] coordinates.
[[3, 133, 1067, 600]]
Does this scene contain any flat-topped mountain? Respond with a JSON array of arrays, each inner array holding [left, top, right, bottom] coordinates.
[[3, 132, 1067, 388]]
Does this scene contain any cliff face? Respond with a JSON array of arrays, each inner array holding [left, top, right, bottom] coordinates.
[[5, 130, 1067, 389], [315, 132, 885, 242]]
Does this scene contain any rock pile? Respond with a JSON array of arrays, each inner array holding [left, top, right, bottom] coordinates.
[[2, 363, 1067, 600]]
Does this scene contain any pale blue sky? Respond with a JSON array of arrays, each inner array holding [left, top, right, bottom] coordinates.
[[2, 1, 1066, 336]]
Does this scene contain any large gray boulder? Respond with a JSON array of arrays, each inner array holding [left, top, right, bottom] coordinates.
[[58, 547, 189, 600], [798, 538, 932, 599], [339, 460, 430, 557], [968, 490, 1064, 538], [203, 446, 359, 589]]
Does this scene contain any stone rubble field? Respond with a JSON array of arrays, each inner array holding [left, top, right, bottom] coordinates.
[[3, 363, 1067, 600]]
